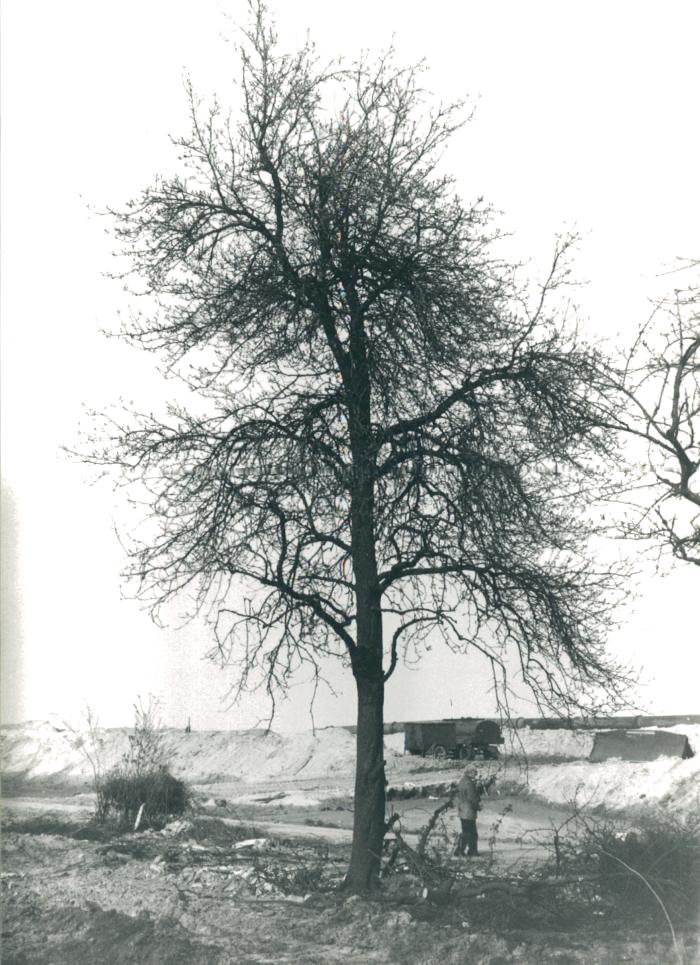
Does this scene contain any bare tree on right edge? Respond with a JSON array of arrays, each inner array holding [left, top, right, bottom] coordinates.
[[604, 263, 699, 566]]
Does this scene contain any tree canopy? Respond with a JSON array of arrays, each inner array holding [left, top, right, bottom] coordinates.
[[90, 3, 632, 889]]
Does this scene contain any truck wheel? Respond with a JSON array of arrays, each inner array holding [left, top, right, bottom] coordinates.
[[429, 744, 447, 760]]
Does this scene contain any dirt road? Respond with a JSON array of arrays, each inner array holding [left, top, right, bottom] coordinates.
[[2, 789, 568, 867]]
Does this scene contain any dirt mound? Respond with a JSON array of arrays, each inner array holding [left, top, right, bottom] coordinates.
[[2, 896, 223, 965], [4, 720, 699, 816], [1, 722, 370, 789], [525, 753, 700, 813]]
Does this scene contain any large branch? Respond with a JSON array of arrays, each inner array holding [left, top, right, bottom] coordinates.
[[376, 360, 538, 445], [263, 499, 357, 653]]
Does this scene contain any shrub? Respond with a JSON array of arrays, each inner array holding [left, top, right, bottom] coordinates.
[[61, 706, 106, 795], [95, 695, 189, 829], [585, 810, 700, 927], [124, 695, 168, 775], [97, 765, 188, 828]]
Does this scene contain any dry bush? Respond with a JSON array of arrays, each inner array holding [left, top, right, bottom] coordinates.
[[96, 696, 188, 829], [586, 811, 700, 926], [97, 767, 188, 828]]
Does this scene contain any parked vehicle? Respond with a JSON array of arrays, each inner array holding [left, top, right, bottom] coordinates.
[[590, 729, 693, 762], [404, 719, 503, 760]]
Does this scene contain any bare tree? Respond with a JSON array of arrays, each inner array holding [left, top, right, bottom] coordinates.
[[86, 3, 631, 891], [603, 263, 699, 566]]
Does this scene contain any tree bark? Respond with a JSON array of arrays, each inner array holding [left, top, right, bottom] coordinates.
[[346, 661, 386, 892], [343, 318, 386, 892], [345, 469, 386, 891], [345, 500, 385, 891]]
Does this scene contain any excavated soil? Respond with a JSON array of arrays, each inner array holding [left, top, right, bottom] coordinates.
[[3, 723, 699, 962], [2, 806, 697, 965]]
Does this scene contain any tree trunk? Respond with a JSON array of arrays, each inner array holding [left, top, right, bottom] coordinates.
[[346, 667, 385, 892], [344, 330, 385, 892], [345, 480, 386, 892], [346, 473, 385, 892]]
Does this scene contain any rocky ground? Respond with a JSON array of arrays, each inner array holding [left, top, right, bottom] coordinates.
[[3, 791, 699, 964], [2, 723, 699, 963]]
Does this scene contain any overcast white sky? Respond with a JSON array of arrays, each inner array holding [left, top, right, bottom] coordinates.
[[1, 0, 699, 731]]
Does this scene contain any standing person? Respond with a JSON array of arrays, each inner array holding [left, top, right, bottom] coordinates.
[[456, 765, 481, 856]]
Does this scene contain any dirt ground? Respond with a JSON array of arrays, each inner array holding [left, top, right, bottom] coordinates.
[[0, 786, 586, 865], [3, 785, 698, 965]]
